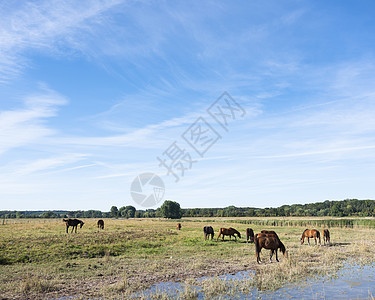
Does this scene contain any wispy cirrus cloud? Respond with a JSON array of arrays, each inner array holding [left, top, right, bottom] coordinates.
[[0, 0, 123, 82], [0, 86, 67, 155]]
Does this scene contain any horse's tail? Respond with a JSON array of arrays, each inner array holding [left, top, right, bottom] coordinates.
[[254, 235, 260, 260]]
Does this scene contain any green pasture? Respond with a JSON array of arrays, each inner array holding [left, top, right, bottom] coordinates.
[[0, 218, 374, 299]]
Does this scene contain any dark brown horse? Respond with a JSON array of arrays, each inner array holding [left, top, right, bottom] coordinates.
[[323, 229, 330, 245], [261, 230, 279, 238], [246, 228, 254, 243], [176, 223, 181, 230], [217, 227, 241, 241], [301, 229, 321, 245], [203, 226, 214, 240], [63, 219, 84, 233], [254, 233, 286, 263], [97, 219, 104, 230]]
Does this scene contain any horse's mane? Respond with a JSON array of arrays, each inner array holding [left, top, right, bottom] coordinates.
[[301, 229, 308, 239]]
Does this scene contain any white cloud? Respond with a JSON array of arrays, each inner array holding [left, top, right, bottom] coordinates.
[[0, 87, 67, 155], [0, 0, 123, 82]]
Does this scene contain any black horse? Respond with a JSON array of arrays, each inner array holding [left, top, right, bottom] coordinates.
[[63, 218, 84, 233], [203, 226, 214, 240], [97, 219, 104, 230], [246, 228, 254, 243]]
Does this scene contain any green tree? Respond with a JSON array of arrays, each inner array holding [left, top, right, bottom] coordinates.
[[16, 211, 24, 218], [120, 206, 136, 218], [110, 206, 119, 218], [41, 211, 57, 218], [160, 200, 183, 219]]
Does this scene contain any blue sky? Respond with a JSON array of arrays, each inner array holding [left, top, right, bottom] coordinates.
[[1, 0, 375, 211]]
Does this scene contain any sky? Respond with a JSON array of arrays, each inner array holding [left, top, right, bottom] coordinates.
[[1, 0, 375, 211]]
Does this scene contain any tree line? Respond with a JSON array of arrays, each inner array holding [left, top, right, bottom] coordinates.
[[1, 199, 374, 219]]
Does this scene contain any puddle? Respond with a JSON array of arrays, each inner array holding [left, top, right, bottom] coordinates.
[[267, 263, 375, 299], [137, 263, 375, 299]]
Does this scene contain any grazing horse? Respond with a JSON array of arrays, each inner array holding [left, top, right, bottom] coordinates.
[[246, 228, 254, 243], [216, 227, 241, 241], [254, 233, 286, 264], [323, 229, 330, 245], [97, 219, 104, 230], [176, 223, 181, 230], [301, 229, 321, 245], [203, 226, 214, 240], [261, 230, 279, 238], [63, 219, 84, 233]]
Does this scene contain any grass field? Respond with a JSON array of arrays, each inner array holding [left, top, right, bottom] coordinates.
[[1, 217, 375, 299]]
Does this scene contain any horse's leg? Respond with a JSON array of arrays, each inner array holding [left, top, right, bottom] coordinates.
[[314, 237, 317, 245], [276, 249, 279, 262], [308, 237, 310, 245], [257, 249, 262, 264], [270, 250, 273, 263], [66, 225, 68, 234]]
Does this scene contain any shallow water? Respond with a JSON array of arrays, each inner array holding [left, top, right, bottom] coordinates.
[[138, 263, 375, 299], [267, 263, 375, 299]]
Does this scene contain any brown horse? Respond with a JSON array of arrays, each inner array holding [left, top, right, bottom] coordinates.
[[255, 233, 286, 263], [217, 227, 241, 241], [177, 223, 181, 230], [63, 218, 84, 233], [261, 230, 279, 238], [203, 226, 214, 240], [97, 219, 104, 230], [323, 229, 330, 245], [301, 229, 321, 245], [246, 228, 254, 243]]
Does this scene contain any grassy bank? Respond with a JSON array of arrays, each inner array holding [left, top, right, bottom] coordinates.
[[0, 218, 374, 299]]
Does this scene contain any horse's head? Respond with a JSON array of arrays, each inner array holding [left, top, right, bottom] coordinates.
[[300, 238, 304, 245], [280, 242, 286, 256], [80, 221, 84, 228]]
